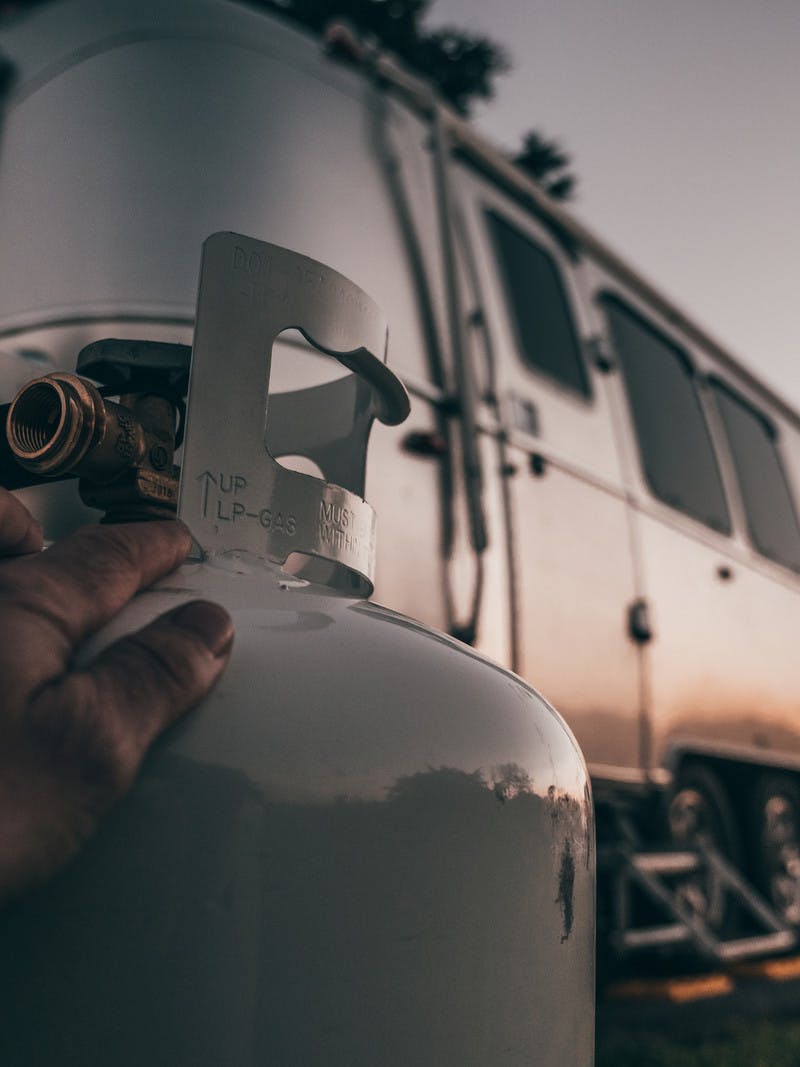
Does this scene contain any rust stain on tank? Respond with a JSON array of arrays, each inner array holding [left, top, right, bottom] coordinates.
[[556, 840, 575, 942]]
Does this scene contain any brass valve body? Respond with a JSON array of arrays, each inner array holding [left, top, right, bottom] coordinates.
[[6, 372, 178, 520]]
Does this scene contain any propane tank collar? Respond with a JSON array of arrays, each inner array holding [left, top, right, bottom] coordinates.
[[178, 234, 408, 595]]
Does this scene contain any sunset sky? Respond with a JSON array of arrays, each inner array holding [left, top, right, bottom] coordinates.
[[428, 0, 800, 407]]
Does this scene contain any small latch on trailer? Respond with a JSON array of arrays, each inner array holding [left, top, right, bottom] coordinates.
[[628, 597, 653, 644], [401, 430, 448, 458], [507, 392, 539, 437], [530, 453, 547, 478], [586, 335, 615, 374]]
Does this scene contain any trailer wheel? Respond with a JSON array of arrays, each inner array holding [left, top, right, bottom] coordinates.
[[666, 763, 741, 933], [752, 774, 800, 927]]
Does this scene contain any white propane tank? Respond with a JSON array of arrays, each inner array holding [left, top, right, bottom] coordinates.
[[0, 235, 595, 1065]]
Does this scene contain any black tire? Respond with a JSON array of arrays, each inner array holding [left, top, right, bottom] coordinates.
[[665, 763, 742, 934], [751, 773, 800, 927]]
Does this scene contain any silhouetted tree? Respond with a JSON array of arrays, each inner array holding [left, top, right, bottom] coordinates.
[[255, 0, 509, 116], [0, 0, 578, 197], [513, 129, 577, 201], [262, 2, 577, 193]]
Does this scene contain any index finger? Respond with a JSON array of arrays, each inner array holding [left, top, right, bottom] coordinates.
[[6, 519, 194, 652], [0, 488, 43, 557]]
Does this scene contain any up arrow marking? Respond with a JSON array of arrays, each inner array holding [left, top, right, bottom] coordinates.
[[196, 470, 217, 517]]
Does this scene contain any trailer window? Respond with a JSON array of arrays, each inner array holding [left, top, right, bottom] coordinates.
[[485, 211, 589, 397], [711, 382, 800, 571], [603, 297, 730, 533]]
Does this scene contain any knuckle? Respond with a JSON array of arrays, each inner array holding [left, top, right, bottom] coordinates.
[[84, 716, 136, 797], [0, 561, 77, 648], [27, 679, 137, 801], [68, 522, 189, 598], [76, 524, 143, 581]]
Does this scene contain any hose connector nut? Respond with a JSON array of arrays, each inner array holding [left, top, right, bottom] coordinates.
[[6, 372, 146, 483]]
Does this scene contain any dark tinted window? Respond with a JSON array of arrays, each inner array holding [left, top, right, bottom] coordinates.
[[486, 211, 589, 397], [603, 297, 730, 533], [711, 382, 800, 571]]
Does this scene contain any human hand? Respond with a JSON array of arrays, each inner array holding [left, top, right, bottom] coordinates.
[[0, 489, 233, 904]]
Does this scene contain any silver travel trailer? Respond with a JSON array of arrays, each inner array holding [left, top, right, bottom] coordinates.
[[0, 0, 798, 977]]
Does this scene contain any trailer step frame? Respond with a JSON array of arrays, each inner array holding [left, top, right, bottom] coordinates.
[[609, 811, 798, 963]]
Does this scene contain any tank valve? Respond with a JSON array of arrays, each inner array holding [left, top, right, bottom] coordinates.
[[6, 371, 178, 521]]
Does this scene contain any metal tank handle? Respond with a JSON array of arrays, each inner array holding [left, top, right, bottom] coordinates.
[[178, 232, 409, 592]]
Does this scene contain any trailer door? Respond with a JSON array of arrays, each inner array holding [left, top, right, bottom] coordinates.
[[458, 175, 643, 777]]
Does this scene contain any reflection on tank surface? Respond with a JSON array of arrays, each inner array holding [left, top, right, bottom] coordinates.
[[1, 752, 592, 1067]]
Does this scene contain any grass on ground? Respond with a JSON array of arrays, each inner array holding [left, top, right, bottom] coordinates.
[[597, 1019, 800, 1067]]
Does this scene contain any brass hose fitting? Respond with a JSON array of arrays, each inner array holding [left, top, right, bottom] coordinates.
[[6, 371, 178, 520], [6, 372, 146, 482]]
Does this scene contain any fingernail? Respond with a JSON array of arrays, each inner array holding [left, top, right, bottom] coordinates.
[[171, 600, 234, 658]]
